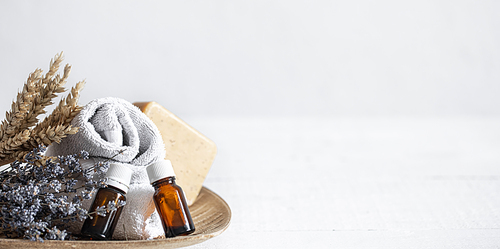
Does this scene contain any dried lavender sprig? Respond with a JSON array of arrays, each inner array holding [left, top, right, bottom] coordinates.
[[0, 146, 123, 241], [50, 199, 126, 223], [83, 149, 126, 173]]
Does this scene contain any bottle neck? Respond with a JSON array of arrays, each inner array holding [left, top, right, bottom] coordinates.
[[152, 176, 176, 188], [105, 184, 127, 195], [107, 177, 129, 194]]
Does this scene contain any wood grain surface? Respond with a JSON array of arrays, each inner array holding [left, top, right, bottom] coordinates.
[[182, 117, 500, 249]]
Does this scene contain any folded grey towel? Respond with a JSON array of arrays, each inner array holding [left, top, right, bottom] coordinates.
[[47, 97, 165, 239]]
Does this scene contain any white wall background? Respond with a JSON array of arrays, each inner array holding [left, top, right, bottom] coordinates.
[[0, 0, 499, 118]]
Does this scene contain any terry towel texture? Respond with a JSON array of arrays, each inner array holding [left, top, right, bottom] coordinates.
[[47, 97, 165, 239]]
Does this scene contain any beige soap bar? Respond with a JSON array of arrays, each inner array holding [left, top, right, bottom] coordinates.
[[133, 101, 217, 206]]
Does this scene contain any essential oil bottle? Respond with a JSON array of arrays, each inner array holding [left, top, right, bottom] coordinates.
[[146, 160, 195, 237], [81, 163, 133, 240]]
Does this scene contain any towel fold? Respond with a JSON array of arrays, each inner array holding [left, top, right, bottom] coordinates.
[[47, 97, 165, 239]]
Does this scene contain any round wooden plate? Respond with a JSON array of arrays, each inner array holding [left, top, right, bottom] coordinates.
[[0, 187, 231, 249]]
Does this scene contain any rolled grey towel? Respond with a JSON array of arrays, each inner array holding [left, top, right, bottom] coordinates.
[[50, 97, 164, 167], [47, 97, 165, 239]]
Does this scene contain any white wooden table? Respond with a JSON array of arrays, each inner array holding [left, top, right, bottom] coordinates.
[[184, 117, 500, 248]]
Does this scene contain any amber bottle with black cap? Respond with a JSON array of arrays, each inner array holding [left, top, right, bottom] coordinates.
[[147, 160, 195, 237], [81, 163, 132, 240]]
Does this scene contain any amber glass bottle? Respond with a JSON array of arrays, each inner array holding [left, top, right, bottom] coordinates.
[[81, 163, 133, 240], [147, 160, 195, 237]]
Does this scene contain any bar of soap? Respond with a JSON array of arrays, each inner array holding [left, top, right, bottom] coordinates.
[[133, 101, 217, 206]]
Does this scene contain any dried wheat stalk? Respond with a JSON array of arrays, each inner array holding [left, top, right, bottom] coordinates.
[[0, 52, 85, 162]]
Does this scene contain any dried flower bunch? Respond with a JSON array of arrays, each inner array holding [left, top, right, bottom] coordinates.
[[0, 145, 125, 241], [0, 52, 85, 163], [0, 54, 126, 241]]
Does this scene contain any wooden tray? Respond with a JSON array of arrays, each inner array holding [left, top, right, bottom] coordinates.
[[0, 187, 231, 249]]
